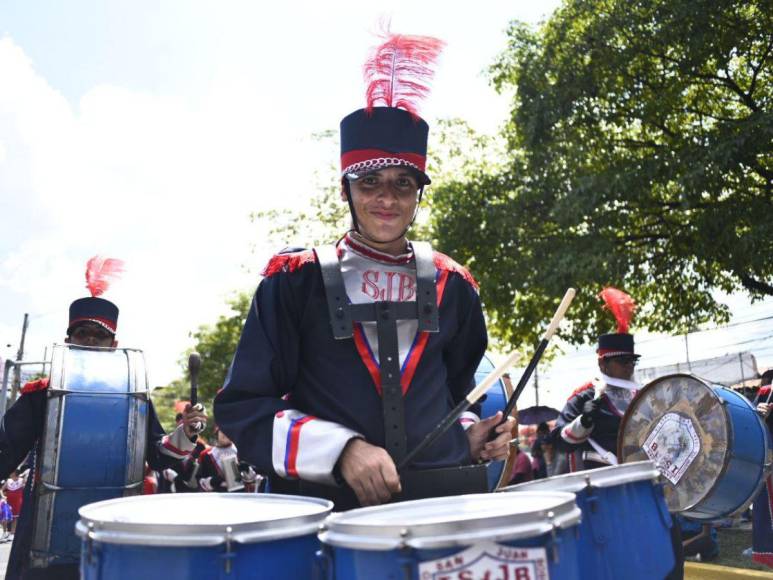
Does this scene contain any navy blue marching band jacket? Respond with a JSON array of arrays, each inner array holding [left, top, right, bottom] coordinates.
[[553, 377, 637, 470], [214, 234, 487, 496], [0, 379, 194, 579]]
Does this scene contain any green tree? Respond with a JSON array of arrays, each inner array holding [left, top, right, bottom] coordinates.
[[186, 292, 252, 407], [432, 0, 773, 348]]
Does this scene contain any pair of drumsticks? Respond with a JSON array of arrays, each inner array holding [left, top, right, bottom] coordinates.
[[397, 288, 576, 471]]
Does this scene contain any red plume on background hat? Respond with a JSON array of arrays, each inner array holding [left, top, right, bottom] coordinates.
[[68, 256, 124, 335], [597, 287, 639, 358], [340, 29, 445, 185]]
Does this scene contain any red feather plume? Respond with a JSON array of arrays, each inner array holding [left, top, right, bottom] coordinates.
[[85, 256, 125, 297], [599, 287, 636, 333], [363, 30, 445, 116]]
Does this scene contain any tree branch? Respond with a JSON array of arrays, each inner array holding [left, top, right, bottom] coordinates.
[[740, 274, 773, 295]]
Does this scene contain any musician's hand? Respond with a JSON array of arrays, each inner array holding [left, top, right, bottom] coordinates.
[[338, 438, 401, 507], [466, 412, 516, 462], [757, 403, 772, 418], [182, 403, 208, 438], [241, 466, 257, 484], [162, 468, 178, 482], [581, 397, 604, 428]]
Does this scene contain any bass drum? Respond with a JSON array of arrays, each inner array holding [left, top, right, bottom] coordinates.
[[618, 373, 772, 520], [475, 354, 516, 490]]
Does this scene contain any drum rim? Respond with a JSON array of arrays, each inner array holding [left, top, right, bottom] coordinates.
[[499, 460, 660, 494], [76, 493, 334, 546], [319, 491, 581, 550], [618, 373, 732, 514]]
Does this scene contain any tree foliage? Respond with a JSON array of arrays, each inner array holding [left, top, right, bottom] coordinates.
[[432, 0, 773, 348], [187, 292, 252, 406]]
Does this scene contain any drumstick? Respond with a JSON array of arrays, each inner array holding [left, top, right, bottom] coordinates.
[[396, 350, 522, 471], [188, 352, 202, 431], [497, 288, 577, 424]]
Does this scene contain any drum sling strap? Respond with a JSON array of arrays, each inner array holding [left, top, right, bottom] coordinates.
[[313, 243, 487, 508]]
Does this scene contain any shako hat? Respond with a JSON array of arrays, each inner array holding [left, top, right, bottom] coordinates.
[[596, 287, 640, 359], [68, 256, 124, 335], [340, 30, 445, 186]]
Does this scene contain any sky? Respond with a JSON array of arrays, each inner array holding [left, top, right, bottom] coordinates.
[[1, 0, 771, 408], [0, 0, 562, 386]]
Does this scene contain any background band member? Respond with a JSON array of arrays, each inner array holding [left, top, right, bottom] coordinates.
[[0, 258, 206, 579]]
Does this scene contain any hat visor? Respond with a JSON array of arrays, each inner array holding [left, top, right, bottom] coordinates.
[[67, 318, 117, 336], [344, 161, 430, 186], [598, 351, 641, 359]]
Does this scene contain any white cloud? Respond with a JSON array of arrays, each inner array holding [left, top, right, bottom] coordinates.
[[0, 37, 310, 383]]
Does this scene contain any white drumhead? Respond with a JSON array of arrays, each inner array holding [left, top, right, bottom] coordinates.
[[320, 491, 580, 550], [77, 494, 333, 546], [501, 461, 659, 494]]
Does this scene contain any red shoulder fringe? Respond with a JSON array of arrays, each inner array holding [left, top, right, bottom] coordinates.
[[261, 250, 316, 278], [432, 252, 479, 290], [569, 382, 594, 400], [21, 378, 50, 394]]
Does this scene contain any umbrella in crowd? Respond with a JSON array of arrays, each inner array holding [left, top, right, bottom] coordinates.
[[517, 405, 560, 425]]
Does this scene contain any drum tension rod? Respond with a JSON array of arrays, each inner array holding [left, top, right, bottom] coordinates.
[[223, 526, 234, 575], [547, 511, 560, 564], [86, 522, 95, 566]]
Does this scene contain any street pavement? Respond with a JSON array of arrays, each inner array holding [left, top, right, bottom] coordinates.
[[0, 535, 10, 575]]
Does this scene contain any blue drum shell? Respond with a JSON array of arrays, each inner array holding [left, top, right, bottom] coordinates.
[[685, 387, 771, 520], [503, 462, 674, 580], [77, 494, 333, 580], [319, 491, 582, 580], [321, 528, 580, 580], [80, 534, 320, 580]]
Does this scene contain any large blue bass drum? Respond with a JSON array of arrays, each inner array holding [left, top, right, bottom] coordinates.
[[31, 344, 149, 569], [619, 373, 773, 520], [474, 354, 516, 490]]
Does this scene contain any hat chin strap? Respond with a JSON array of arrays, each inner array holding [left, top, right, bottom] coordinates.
[[342, 180, 424, 246]]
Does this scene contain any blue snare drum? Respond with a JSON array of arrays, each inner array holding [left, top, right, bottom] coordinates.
[[318, 491, 581, 580], [475, 355, 515, 490], [619, 373, 773, 520], [503, 460, 674, 579], [77, 494, 333, 579], [31, 344, 149, 569]]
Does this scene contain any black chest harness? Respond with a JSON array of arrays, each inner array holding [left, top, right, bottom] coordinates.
[[310, 242, 488, 508], [315, 242, 438, 465]]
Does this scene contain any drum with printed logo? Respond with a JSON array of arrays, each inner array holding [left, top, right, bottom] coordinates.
[[32, 344, 149, 569], [77, 494, 333, 579], [503, 460, 674, 579], [618, 373, 772, 520], [318, 491, 581, 580], [475, 355, 517, 490]]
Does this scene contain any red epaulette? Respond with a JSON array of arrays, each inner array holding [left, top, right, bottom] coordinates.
[[21, 378, 49, 394], [261, 250, 316, 278], [569, 381, 594, 400], [760, 385, 771, 398], [432, 251, 479, 290]]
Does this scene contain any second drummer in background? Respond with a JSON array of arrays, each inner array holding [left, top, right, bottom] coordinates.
[[0, 258, 207, 580], [214, 30, 514, 510], [552, 287, 640, 470], [552, 287, 685, 580]]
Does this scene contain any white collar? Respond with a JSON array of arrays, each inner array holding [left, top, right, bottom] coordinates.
[[595, 373, 639, 392]]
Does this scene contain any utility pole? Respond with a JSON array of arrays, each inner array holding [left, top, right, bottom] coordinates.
[[534, 366, 540, 406], [10, 313, 29, 403], [684, 333, 691, 371]]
